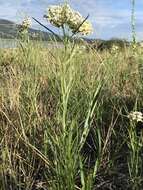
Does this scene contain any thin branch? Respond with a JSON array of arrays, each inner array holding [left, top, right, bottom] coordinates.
[[32, 17, 62, 41]]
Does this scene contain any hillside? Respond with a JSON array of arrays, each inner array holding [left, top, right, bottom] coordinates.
[[0, 19, 53, 40], [0, 19, 131, 49]]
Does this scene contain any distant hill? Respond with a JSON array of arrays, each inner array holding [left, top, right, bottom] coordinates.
[[0, 19, 16, 38], [0, 19, 54, 41], [0, 19, 130, 50]]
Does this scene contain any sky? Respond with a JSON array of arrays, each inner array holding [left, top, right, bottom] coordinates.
[[0, 0, 143, 40]]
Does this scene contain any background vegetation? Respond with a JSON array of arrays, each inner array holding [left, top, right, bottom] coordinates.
[[1, 1, 143, 189], [0, 39, 143, 190]]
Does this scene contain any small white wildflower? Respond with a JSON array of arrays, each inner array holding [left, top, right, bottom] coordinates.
[[111, 45, 119, 53], [128, 111, 143, 122], [18, 17, 31, 33], [22, 17, 31, 28]]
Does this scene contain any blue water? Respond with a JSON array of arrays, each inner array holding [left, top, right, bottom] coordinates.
[[0, 39, 63, 49], [0, 39, 18, 48]]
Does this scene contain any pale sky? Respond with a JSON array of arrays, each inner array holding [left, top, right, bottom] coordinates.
[[0, 0, 143, 40]]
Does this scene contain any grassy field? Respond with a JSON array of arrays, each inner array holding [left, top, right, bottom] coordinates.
[[0, 40, 143, 190]]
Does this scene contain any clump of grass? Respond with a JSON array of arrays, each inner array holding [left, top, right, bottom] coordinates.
[[0, 41, 143, 190]]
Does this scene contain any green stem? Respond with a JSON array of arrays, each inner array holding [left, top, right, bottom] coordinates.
[[131, 0, 136, 44], [62, 25, 69, 54]]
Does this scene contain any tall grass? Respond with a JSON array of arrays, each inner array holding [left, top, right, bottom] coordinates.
[[0, 37, 143, 190]]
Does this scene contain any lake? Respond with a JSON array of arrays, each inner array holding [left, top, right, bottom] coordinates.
[[0, 39, 63, 49], [0, 39, 18, 48]]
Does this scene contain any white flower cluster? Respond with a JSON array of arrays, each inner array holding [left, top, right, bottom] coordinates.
[[22, 17, 31, 29], [128, 111, 143, 122], [46, 5, 66, 27], [67, 10, 93, 35], [45, 4, 93, 35], [18, 17, 32, 33]]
